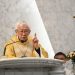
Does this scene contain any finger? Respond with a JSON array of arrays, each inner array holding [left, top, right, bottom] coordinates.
[[33, 37, 39, 43], [34, 33, 37, 39], [35, 33, 36, 37]]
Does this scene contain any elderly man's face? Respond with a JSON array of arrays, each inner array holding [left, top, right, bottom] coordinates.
[[16, 24, 30, 42]]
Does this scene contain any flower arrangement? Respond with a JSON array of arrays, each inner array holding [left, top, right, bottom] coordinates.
[[67, 51, 75, 62]]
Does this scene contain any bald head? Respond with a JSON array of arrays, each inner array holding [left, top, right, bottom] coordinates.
[[15, 22, 31, 42]]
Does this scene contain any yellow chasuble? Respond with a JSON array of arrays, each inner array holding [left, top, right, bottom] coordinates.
[[4, 35, 48, 58]]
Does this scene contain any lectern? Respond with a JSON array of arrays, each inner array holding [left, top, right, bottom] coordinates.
[[0, 58, 65, 75]]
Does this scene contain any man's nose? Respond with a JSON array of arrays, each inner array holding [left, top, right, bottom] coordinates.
[[22, 32, 26, 35]]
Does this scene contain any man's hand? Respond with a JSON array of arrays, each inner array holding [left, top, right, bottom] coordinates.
[[33, 33, 39, 49]]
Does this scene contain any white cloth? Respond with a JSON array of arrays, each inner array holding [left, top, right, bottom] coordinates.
[[64, 60, 74, 75]]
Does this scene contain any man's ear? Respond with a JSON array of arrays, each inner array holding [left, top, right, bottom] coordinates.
[[15, 29, 17, 33]]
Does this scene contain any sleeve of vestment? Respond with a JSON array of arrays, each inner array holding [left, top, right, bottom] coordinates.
[[5, 44, 16, 58], [32, 45, 48, 58], [41, 47, 48, 58]]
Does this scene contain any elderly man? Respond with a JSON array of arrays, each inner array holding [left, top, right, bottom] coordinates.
[[4, 22, 48, 58]]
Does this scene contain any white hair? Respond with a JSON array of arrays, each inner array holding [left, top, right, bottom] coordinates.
[[15, 21, 30, 30]]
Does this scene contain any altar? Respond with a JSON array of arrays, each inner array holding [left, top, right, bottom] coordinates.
[[0, 58, 65, 75]]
